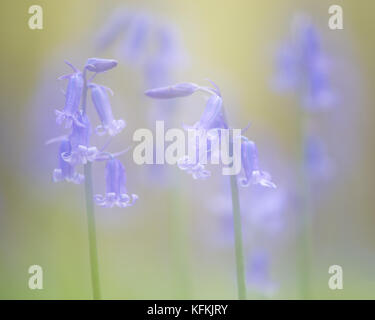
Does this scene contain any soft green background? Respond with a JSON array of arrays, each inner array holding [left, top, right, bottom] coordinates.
[[0, 0, 374, 299]]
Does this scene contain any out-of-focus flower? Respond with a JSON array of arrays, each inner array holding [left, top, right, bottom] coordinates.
[[274, 15, 335, 110], [246, 187, 286, 235], [305, 135, 334, 181], [89, 83, 126, 136], [94, 158, 138, 208], [122, 14, 150, 63], [55, 61, 84, 128], [53, 140, 84, 184], [96, 9, 132, 50], [238, 138, 276, 189], [247, 250, 278, 297]]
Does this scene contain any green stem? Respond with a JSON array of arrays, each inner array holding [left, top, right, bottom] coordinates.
[[221, 106, 247, 299], [296, 109, 312, 299], [230, 174, 247, 299], [84, 163, 101, 299], [82, 69, 101, 299]]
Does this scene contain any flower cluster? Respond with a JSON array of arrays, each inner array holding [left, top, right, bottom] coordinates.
[[145, 81, 276, 188], [50, 58, 137, 208]]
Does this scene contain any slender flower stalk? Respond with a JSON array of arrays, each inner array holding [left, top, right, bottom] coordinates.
[[295, 110, 313, 299], [230, 173, 246, 299], [221, 108, 247, 300], [81, 69, 101, 299], [145, 81, 275, 299], [48, 58, 136, 299], [84, 162, 101, 299]]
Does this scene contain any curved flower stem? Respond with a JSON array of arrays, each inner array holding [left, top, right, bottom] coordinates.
[[230, 174, 247, 299], [84, 162, 101, 299], [82, 70, 101, 299]]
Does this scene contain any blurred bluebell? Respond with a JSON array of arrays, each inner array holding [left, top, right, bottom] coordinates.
[[246, 250, 277, 296], [96, 9, 132, 50], [246, 187, 286, 235], [274, 16, 335, 110], [305, 135, 333, 181], [122, 14, 150, 63]]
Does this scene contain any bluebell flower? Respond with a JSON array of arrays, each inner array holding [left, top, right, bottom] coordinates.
[[146, 81, 275, 182], [85, 58, 118, 74], [55, 61, 84, 128], [178, 93, 227, 179], [274, 16, 335, 109], [193, 94, 226, 130], [145, 82, 199, 99], [89, 83, 126, 136], [53, 140, 84, 184], [238, 138, 276, 188], [94, 158, 138, 208], [61, 111, 99, 166]]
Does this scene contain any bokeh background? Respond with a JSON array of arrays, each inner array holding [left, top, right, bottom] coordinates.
[[0, 0, 374, 299]]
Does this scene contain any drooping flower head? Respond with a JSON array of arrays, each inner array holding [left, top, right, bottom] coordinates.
[[53, 140, 84, 184], [177, 93, 227, 179], [238, 137, 276, 188], [55, 61, 84, 128], [145, 80, 273, 183], [94, 158, 138, 208], [89, 83, 126, 136]]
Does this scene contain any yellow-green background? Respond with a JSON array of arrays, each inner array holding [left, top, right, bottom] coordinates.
[[0, 0, 374, 299]]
